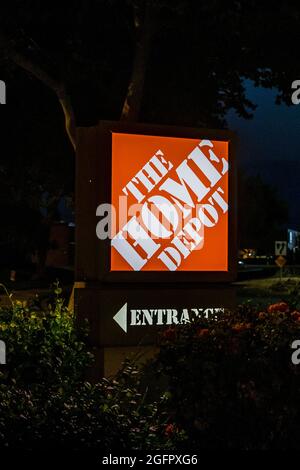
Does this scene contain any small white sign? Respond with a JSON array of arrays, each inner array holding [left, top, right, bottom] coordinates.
[[0, 340, 6, 364], [0, 80, 6, 104], [275, 241, 287, 256]]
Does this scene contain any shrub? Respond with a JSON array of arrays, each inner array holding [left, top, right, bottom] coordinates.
[[148, 302, 300, 450], [0, 363, 185, 453], [0, 282, 92, 391], [0, 285, 185, 454]]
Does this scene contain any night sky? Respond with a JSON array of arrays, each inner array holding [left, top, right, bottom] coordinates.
[[227, 80, 300, 229]]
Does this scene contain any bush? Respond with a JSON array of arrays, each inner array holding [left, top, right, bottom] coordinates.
[[0, 364, 185, 453], [148, 301, 300, 450], [0, 284, 185, 453], [0, 282, 92, 391], [5, 282, 300, 451]]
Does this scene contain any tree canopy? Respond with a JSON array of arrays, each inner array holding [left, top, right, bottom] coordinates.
[[1, 0, 300, 142], [0, 0, 298, 260]]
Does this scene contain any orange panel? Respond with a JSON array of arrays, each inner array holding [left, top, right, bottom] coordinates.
[[111, 133, 228, 272]]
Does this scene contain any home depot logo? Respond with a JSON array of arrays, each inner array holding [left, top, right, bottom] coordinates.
[[96, 134, 229, 272]]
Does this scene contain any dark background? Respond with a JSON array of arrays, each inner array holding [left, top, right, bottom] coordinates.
[[0, 0, 300, 275]]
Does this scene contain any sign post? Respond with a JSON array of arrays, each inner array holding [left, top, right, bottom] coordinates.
[[275, 241, 287, 281], [75, 121, 237, 377]]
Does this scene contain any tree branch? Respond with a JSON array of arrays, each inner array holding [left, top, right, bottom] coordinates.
[[57, 92, 77, 151], [120, 0, 155, 122], [0, 33, 77, 150]]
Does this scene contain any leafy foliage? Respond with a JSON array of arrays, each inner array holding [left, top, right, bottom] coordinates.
[[0, 282, 92, 391], [148, 300, 300, 450], [2, 284, 300, 451], [0, 365, 185, 452], [0, 284, 185, 452], [238, 172, 288, 252]]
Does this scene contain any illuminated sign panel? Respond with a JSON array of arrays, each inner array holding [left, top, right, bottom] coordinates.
[[111, 133, 229, 272], [76, 121, 236, 283]]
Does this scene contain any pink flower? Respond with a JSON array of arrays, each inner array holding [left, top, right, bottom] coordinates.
[[232, 322, 251, 332], [291, 311, 300, 321], [196, 328, 209, 338], [161, 327, 177, 341], [165, 423, 176, 437], [258, 312, 267, 320], [267, 302, 289, 314]]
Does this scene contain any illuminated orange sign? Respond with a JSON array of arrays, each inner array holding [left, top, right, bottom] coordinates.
[[110, 132, 229, 272]]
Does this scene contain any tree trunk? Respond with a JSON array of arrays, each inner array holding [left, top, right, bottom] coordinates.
[[0, 32, 77, 150], [120, 0, 155, 122]]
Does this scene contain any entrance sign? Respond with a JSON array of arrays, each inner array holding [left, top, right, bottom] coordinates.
[[76, 122, 236, 283], [75, 122, 236, 375], [75, 285, 236, 347], [113, 303, 225, 333]]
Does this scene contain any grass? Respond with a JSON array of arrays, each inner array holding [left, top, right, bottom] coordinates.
[[235, 276, 300, 307], [1, 271, 299, 312]]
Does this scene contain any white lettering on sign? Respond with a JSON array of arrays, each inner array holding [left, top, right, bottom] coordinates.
[[111, 216, 161, 271], [122, 151, 173, 202], [113, 303, 224, 333], [109, 139, 229, 271]]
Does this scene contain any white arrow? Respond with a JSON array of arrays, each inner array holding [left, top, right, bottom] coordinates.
[[113, 303, 128, 333]]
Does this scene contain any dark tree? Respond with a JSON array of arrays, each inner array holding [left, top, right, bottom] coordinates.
[[0, 0, 299, 269], [1, 0, 299, 148], [238, 172, 288, 253]]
